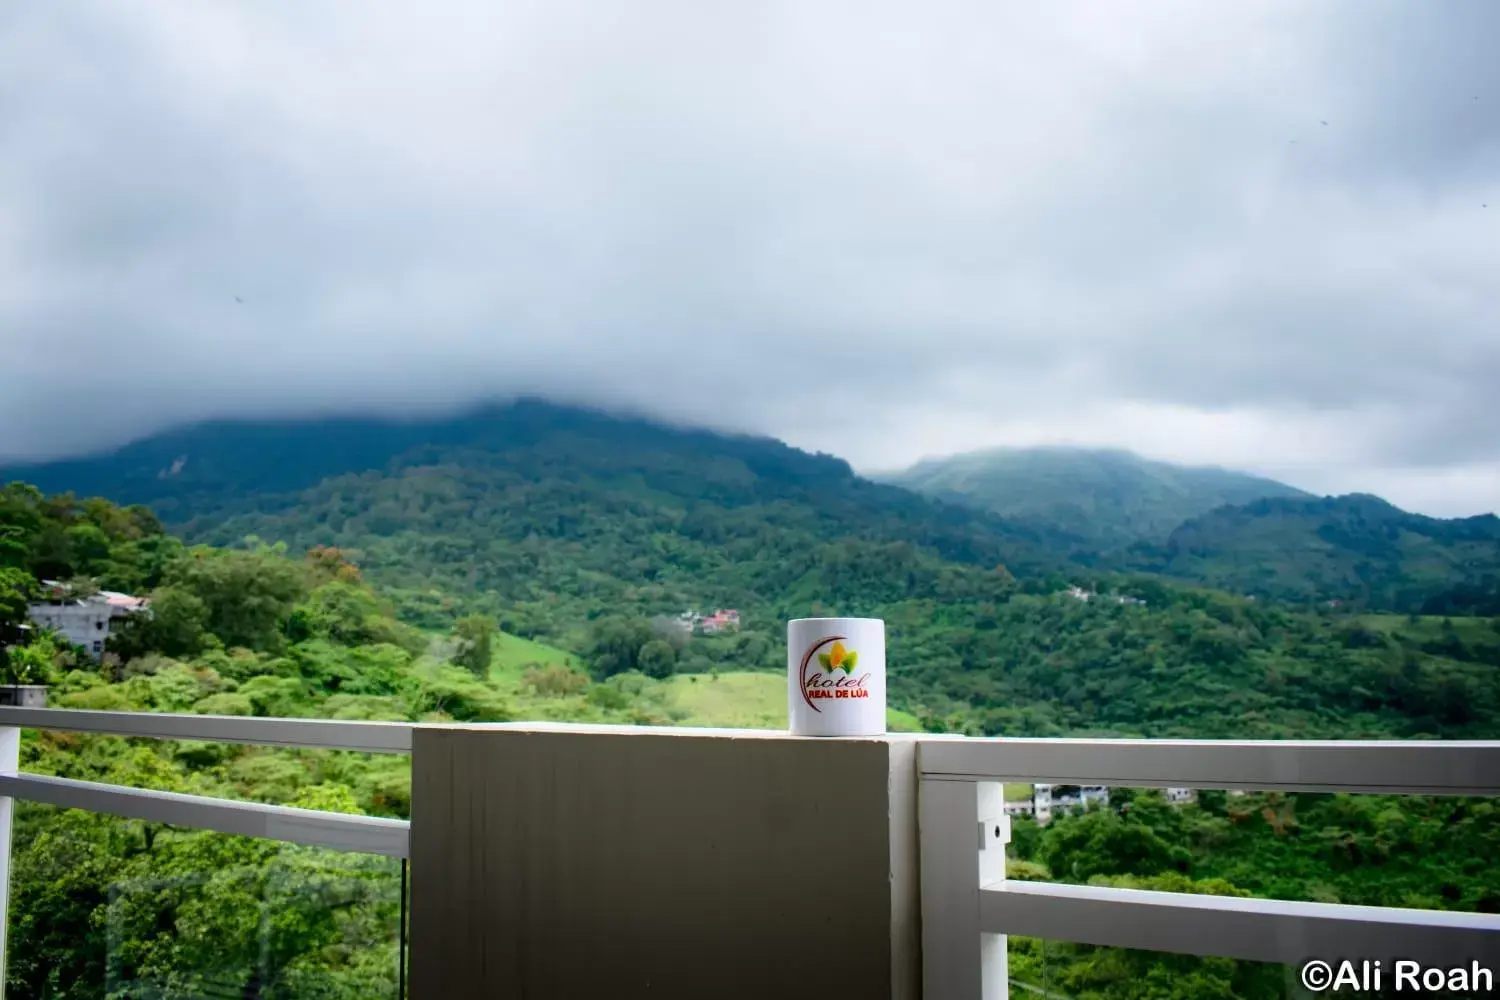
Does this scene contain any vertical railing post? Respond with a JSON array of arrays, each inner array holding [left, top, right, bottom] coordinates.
[[919, 768, 1009, 1000], [979, 787, 1010, 997], [0, 723, 20, 998]]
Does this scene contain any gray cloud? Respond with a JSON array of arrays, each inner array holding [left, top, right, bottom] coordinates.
[[1, 0, 1497, 516]]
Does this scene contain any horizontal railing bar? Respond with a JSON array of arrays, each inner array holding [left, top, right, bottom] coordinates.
[[0, 707, 413, 754], [982, 880, 1500, 968], [0, 772, 410, 858], [920, 738, 1500, 795]]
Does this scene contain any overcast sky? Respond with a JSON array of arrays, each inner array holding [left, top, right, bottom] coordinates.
[[2, 2, 1497, 516]]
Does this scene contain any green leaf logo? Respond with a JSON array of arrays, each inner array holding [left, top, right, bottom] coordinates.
[[817, 652, 832, 669], [843, 650, 858, 671]]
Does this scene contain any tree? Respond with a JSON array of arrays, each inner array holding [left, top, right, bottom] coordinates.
[[637, 639, 677, 679], [306, 545, 362, 583], [452, 615, 495, 676], [0, 526, 27, 570], [64, 523, 112, 576], [164, 548, 309, 652], [4, 632, 62, 686], [1039, 808, 1188, 882], [0, 566, 37, 666], [733, 631, 771, 666], [584, 617, 656, 679], [108, 586, 210, 660]]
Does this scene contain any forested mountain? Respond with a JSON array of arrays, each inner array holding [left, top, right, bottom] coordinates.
[[879, 446, 1500, 612], [1, 399, 1072, 580], [1135, 493, 1500, 613], [878, 446, 1307, 545]]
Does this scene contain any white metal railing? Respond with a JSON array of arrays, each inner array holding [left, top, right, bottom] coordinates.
[[0, 706, 413, 856], [0, 706, 413, 754], [0, 772, 409, 857], [0, 705, 416, 995], [0, 708, 1498, 999], [918, 737, 1500, 1000]]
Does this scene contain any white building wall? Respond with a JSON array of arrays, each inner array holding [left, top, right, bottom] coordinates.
[[26, 602, 113, 657], [1033, 783, 1053, 825]]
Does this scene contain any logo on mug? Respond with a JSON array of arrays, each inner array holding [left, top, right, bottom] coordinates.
[[798, 636, 872, 712]]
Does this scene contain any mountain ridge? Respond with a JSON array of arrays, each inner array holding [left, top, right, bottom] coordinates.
[[6, 402, 1497, 613], [1136, 492, 1500, 612], [876, 444, 1310, 546]]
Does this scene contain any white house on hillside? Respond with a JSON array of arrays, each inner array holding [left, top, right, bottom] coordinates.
[[27, 584, 147, 658]]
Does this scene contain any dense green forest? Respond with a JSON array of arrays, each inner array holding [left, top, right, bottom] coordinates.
[[880, 444, 1500, 615], [879, 446, 1308, 546], [1132, 493, 1500, 615], [3, 403, 1499, 997]]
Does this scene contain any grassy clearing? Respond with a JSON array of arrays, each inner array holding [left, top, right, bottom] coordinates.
[[1353, 613, 1498, 643], [491, 631, 576, 675], [484, 637, 928, 732], [661, 670, 925, 732]]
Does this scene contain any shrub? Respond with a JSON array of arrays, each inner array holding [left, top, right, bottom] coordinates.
[[523, 664, 589, 697], [192, 692, 254, 716]]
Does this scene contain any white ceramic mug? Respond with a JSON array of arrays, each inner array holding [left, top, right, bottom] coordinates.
[[787, 617, 886, 737]]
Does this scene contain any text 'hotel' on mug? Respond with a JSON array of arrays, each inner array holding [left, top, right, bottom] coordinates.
[[786, 617, 887, 737]]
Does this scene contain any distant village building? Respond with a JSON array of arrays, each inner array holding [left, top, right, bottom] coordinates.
[[1032, 784, 1112, 824], [699, 609, 740, 634], [1033, 784, 1052, 825], [27, 582, 147, 659], [1064, 585, 1142, 606], [1027, 784, 1111, 824], [1011, 784, 1204, 826], [676, 609, 741, 635]]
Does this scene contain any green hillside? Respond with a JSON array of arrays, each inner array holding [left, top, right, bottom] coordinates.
[[879, 447, 1500, 612], [7, 406, 1498, 741], [1138, 493, 1500, 612], [879, 446, 1307, 545]]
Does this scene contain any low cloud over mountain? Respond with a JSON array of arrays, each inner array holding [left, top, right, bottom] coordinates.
[[2, 1, 1497, 514]]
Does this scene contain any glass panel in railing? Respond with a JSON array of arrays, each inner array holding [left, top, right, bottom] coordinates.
[[1004, 785, 1500, 915], [7, 803, 406, 1000]]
